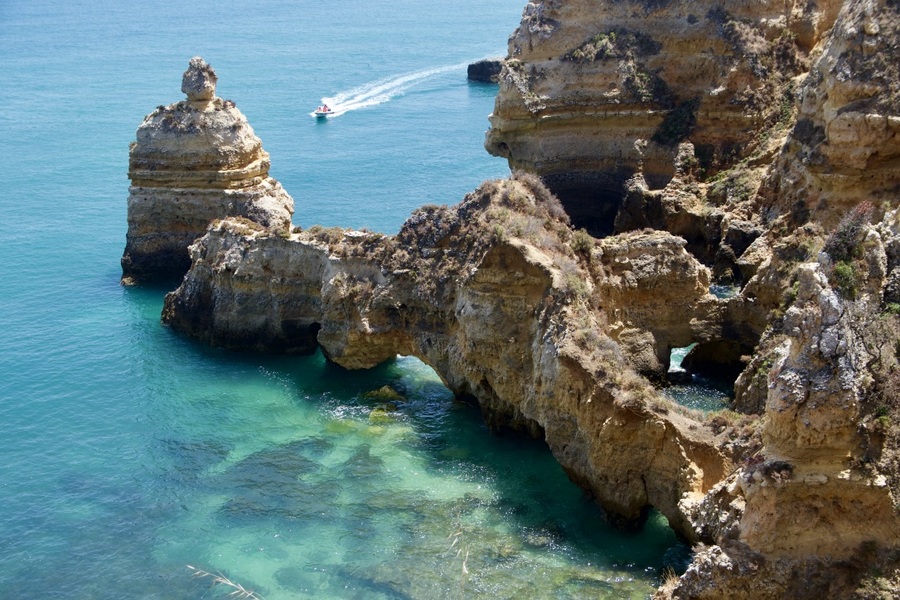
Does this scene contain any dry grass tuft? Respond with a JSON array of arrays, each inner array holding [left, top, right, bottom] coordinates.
[[187, 565, 263, 599]]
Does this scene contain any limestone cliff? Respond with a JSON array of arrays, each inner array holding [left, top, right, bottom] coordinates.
[[667, 255, 900, 599], [764, 0, 900, 227], [121, 57, 293, 285], [163, 176, 735, 538], [480, 0, 900, 596], [485, 0, 843, 235], [129, 0, 900, 595]]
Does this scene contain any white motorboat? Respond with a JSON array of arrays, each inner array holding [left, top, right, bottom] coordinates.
[[314, 105, 334, 118]]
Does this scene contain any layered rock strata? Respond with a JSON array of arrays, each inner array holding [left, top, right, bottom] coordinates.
[[480, 0, 900, 596], [121, 57, 293, 285], [133, 0, 900, 594], [163, 176, 736, 537], [165, 174, 900, 597], [765, 0, 900, 228], [485, 0, 842, 235], [664, 245, 900, 598]]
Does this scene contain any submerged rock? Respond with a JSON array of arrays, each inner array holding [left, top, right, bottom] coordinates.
[[363, 385, 406, 403], [121, 57, 293, 285]]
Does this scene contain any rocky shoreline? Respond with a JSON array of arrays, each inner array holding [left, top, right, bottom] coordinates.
[[125, 0, 900, 593]]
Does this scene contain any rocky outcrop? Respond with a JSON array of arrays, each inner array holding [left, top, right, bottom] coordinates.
[[467, 58, 504, 83], [666, 255, 900, 599], [763, 0, 900, 229], [132, 0, 900, 594], [485, 0, 842, 234], [121, 57, 293, 285], [478, 0, 900, 596], [739, 266, 897, 559], [163, 176, 734, 538]]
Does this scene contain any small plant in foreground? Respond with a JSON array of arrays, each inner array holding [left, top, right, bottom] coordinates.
[[662, 566, 680, 587], [823, 201, 873, 263], [571, 228, 594, 259], [883, 303, 900, 316], [831, 261, 857, 300]]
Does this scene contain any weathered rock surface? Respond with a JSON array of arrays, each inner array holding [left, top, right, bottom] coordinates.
[[485, 0, 842, 234], [121, 57, 293, 284], [481, 0, 900, 596], [163, 176, 733, 538], [666, 256, 900, 599], [765, 0, 900, 229], [134, 0, 900, 594]]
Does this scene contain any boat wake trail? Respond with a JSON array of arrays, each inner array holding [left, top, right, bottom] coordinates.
[[311, 62, 469, 118]]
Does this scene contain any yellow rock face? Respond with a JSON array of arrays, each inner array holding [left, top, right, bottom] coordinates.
[[121, 57, 293, 284], [486, 0, 844, 222]]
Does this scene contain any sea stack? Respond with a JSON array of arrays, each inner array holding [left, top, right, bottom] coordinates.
[[121, 56, 293, 285]]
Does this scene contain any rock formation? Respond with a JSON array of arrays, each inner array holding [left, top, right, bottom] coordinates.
[[485, 0, 843, 236], [163, 176, 735, 537], [764, 0, 900, 228], [121, 57, 293, 285], [130, 0, 900, 595], [480, 0, 900, 596], [467, 58, 504, 83]]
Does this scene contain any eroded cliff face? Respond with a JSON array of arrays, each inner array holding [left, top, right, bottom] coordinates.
[[163, 176, 735, 538], [121, 57, 293, 285], [480, 0, 900, 596], [131, 0, 900, 594], [160, 176, 900, 596], [486, 0, 843, 235], [765, 0, 900, 227], [667, 254, 900, 599]]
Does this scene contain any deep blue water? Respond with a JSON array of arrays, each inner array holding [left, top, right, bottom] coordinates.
[[0, 1, 687, 597]]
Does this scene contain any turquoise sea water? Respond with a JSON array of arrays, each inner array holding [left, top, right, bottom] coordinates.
[[665, 345, 731, 413], [0, 1, 687, 597]]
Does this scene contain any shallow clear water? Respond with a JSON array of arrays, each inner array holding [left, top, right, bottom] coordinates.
[[663, 377, 732, 413], [0, 1, 688, 597]]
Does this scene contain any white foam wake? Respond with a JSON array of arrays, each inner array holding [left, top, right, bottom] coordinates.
[[310, 62, 469, 118]]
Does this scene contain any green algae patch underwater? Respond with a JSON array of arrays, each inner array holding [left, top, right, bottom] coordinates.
[[153, 354, 688, 599]]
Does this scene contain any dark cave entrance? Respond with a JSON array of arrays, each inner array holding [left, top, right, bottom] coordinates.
[[680, 339, 750, 381], [541, 170, 632, 238]]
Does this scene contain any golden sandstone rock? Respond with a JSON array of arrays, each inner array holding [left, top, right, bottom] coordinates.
[[162, 177, 730, 539], [121, 57, 293, 284], [140, 0, 900, 593]]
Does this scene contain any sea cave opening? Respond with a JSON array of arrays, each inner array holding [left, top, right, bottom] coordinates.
[[540, 170, 632, 238], [665, 342, 739, 412]]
